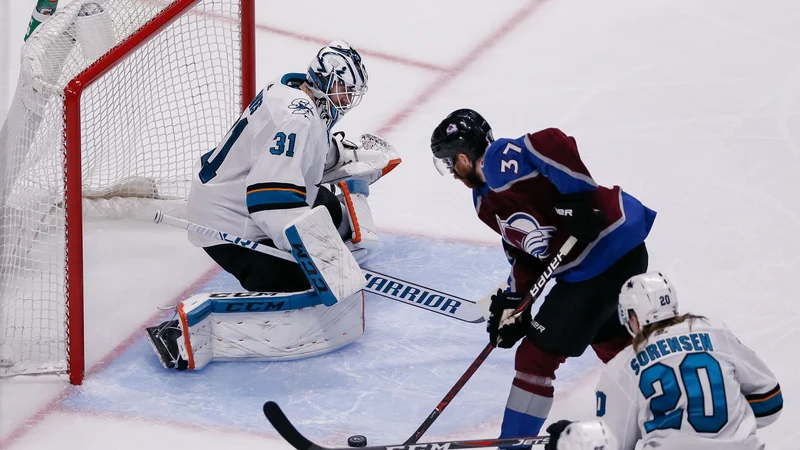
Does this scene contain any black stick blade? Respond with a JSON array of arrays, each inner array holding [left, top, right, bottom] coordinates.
[[263, 401, 319, 450]]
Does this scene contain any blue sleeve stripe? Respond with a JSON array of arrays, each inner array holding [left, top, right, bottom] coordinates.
[[748, 385, 783, 418], [522, 135, 597, 193], [246, 189, 307, 212]]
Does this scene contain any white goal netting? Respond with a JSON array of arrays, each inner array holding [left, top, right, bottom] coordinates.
[[0, 0, 249, 382]]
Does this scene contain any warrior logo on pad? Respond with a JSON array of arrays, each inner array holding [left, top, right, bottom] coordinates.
[[497, 212, 556, 260]]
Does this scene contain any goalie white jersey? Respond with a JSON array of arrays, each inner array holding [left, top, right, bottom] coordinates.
[[187, 74, 332, 251], [596, 318, 782, 450]]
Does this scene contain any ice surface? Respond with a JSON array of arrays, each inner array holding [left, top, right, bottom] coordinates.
[[1, 0, 799, 448]]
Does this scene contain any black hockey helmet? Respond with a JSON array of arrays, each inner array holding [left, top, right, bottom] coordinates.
[[430, 108, 494, 174]]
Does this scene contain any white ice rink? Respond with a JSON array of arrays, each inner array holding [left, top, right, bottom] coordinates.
[[1, 0, 799, 448]]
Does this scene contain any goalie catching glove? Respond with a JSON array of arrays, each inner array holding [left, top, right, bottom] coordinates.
[[487, 289, 532, 348], [323, 131, 401, 185], [323, 131, 402, 263]]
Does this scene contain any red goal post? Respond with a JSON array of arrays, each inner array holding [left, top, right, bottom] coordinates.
[[0, 0, 255, 385]]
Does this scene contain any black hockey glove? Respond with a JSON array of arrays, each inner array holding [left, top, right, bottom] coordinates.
[[487, 289, 532, 349], [544, 420, 573, 450], [554, 192, 605, 243]]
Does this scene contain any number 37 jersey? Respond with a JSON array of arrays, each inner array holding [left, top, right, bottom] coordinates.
[[187, 74, 331, 251], [596, 318, 782, 450]]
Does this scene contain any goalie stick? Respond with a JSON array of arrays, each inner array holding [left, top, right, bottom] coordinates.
[[153, 211, 484, 323], [403, 236, 578, 445], [262, 401, 549, 450]]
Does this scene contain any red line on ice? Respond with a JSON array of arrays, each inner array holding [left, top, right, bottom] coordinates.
[[0, 267, 220, 449]]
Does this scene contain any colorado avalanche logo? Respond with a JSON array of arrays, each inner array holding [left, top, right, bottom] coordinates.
[[497, 212, 556, 260], [446, 123, 458, 135]]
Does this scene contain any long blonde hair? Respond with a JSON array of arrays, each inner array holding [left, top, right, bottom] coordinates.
[[633, 313, 707, 352]]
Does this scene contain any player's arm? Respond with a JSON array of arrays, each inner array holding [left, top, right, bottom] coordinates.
[[721, 327, 783, 427], [521, 128, 597, 195], [245, 117, 318, 251], [484, 133, 604, 243], [595, 366, 640, 450]]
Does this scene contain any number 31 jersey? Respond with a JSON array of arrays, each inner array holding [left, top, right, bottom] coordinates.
[[596, 318, 782, 450], [187, 74, 331, 251]]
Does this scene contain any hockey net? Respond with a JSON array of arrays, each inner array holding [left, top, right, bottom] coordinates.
[[0, 0, 255, 384]]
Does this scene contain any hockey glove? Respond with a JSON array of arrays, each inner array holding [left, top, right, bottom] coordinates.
[[325, 131, 360, 171], [554, 192, 605, 243], [487, 289, 532, 349], [544, 420, 573, 450]]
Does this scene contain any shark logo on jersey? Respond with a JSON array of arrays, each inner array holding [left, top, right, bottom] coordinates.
[[288, 98, 315, 119], [497, 212, 556, 260]]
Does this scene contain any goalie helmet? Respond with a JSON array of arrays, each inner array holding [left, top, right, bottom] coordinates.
[[618, 271, 679, 337], [556, 420, 618, 450], [306, 40, 368, 130], [430, 108, 494, 175]]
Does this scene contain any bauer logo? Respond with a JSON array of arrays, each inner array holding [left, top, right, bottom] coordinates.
[[364, 273, 462, 315], [530, 251, 564, 298]]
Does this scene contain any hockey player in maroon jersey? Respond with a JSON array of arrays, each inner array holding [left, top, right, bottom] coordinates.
[[430, 109, 657, 442]]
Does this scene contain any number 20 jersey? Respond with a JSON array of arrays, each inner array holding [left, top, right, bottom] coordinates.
[[187, 74, 331, 251], [596, 318, 782, 450]]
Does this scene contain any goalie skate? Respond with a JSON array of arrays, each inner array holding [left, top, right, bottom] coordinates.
[[144, 320, 187, 370]]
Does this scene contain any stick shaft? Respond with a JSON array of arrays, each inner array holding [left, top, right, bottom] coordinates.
[[403, 236, 578, 444]]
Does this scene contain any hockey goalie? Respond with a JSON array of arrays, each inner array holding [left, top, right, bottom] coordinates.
[[145, 40, 401, 371]]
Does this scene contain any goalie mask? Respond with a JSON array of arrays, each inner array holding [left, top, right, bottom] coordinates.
[[430, 108, 494, 175], [306, 40, 368, 130], [618, 271, 679, 337]]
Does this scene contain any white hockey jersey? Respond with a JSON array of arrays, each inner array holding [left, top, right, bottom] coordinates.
[[596, 317, 782, 450], [187, 74, 332, 251]]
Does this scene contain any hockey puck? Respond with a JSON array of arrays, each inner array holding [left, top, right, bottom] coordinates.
[[347, 435, 367, 447]]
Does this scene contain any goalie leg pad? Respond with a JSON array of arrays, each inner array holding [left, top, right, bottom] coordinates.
[[158, 291, 365, 370], [338, 180, 379, 264]]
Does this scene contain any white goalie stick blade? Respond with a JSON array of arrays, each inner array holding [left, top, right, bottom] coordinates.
[[362, 271, 484, 323], [263, 401, 548, 450]]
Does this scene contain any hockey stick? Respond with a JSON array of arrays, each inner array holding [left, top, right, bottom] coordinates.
[[153, 211, 485, 323], [403, 236, 578, 445], [262, 401, 548, 450]]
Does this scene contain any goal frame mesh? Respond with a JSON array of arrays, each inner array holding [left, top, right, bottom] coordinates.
[[4, 0, 255, 385]]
